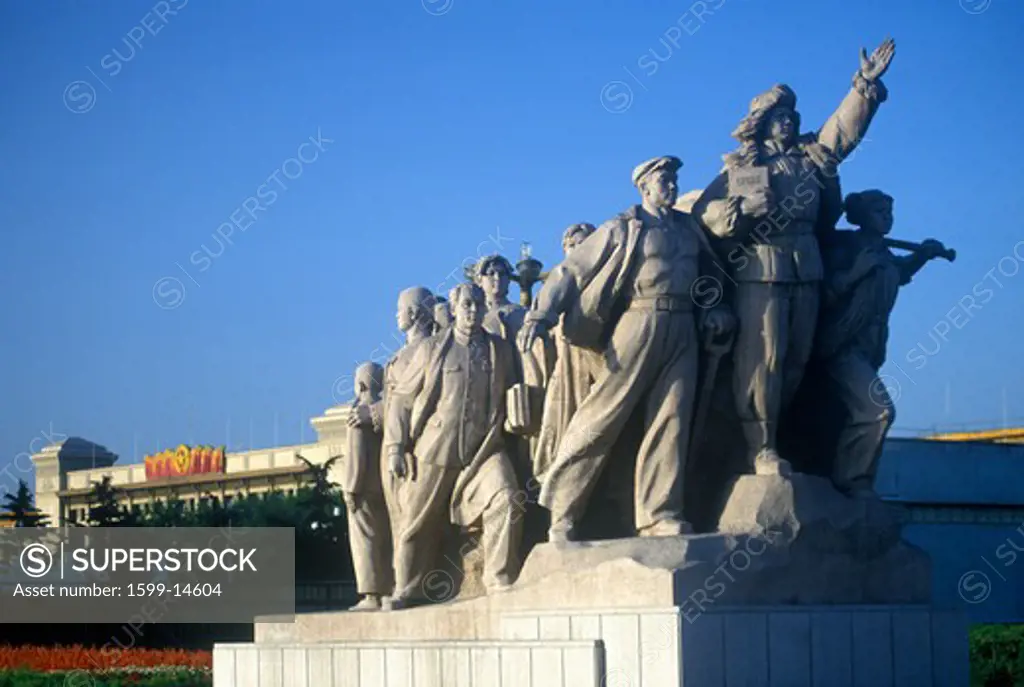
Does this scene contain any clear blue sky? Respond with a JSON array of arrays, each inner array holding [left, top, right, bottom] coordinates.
[[3, 0, 1023, 483]]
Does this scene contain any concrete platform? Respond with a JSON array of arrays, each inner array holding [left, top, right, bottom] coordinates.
[[220, 604, 968, 686], [256, 529, 929, 645]]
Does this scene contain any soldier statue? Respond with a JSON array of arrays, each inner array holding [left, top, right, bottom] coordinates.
[[814, 190, 952, 497], [693, 38, 896, 476]]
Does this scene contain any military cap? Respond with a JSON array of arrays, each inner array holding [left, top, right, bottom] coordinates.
[[631, 156, 682, 187]]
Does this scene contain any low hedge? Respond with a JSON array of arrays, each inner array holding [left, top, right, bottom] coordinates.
[[971, 624, 1024, 687], [0, 670, 210, 687]]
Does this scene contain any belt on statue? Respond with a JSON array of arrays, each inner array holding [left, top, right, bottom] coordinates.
[[627, 295, 693, 313]]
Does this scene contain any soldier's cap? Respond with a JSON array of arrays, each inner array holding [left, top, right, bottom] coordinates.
[[631, 156, 682, 187], [731, 84, 798, 141]]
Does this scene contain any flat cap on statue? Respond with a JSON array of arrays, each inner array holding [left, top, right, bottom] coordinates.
[[631, 155, 682, 187]]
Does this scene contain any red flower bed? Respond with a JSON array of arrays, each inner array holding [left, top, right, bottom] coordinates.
[[0, 645, 211, 672]]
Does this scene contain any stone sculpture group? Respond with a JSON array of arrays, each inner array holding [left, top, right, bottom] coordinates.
[[339, 38, 956, 610]]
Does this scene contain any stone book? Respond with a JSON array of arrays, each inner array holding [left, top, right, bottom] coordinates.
[[727, 164, 769, 198]]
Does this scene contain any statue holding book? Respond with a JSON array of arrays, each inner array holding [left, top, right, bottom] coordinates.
[[692, 38, 897, 477]]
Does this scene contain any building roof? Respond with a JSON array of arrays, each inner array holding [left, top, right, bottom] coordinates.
[[923, 428, 1024, 444], [57, 463, 313, 498]]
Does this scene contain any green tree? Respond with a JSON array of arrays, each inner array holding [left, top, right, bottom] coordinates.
[[1, 479, 50, 527], [86, 476, 129, 526], [295, 453, 344, 534], [294, 453, 350, 581], [143, 498, 188, 527]]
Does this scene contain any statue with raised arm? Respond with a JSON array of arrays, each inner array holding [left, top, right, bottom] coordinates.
[[518, 156, 733, 543], [692, 38, 896, 477], [814, 190, 952, 497], [342, 362, 393, 611], [384, 283, 523, 608]]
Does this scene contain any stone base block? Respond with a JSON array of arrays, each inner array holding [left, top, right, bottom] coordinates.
[[213, 639, 604, 687], [502, 605, 968, 687], [220, 605, 968, 686]]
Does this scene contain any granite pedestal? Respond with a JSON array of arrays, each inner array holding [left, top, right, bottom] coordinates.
[[213, 475, 969, 686]]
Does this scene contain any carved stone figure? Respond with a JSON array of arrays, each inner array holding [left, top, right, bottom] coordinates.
[[475, 255, 527, 344], [693, 38, 896, 477], [385, 283, 523, 607], [475, 254, 541, 504], [532, 223, 601, 481], [342, 362, 393, 611], [355, 287, 437, 552], [814, 190, 951, 497], [519, 156, 733, 542], [432, 296, 453, 333]]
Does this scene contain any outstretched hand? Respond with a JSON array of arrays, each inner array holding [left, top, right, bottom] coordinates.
[[860, 37, 895, 81]]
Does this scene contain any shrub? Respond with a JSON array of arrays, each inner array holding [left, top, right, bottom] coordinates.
[[971, 624, 1024, 687]]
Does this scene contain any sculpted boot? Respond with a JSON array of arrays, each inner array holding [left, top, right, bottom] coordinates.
[[547, 517, 577, 544], [742, 420, 793, 476], [637, 520, 694, 537], [349, 594, 383, 612]]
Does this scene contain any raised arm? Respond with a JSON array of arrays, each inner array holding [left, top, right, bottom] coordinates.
[[816, 38, 895, 163]]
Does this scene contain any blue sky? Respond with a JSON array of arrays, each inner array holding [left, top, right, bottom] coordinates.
[[2, 0, 1023, 484]]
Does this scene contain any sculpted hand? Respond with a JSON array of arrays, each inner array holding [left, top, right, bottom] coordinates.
[[740, 188, 774, 218], [388, 449, 406, 479], [702, 308, 736, 338], [342, 491, 360, 512], [859, 37, 895, 81], [517, 318, 549, 353], [920, 239, 946, 260], [347, 404, 373, 428]]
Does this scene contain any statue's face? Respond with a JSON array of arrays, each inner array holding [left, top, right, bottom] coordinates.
[[434, 302, 453, 328], [866, 200, 894, 236], [355, 370, 377, 400], [640, 169, 678, 209], [766, 107, 798, 147], [453, 289, 484, 335], [396, 301, 415, 331], [480, 265, 509, 302], [396, 296, 430, 331]]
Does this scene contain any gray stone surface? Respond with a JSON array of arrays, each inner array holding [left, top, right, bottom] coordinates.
[[715, 472, 930, 604]]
